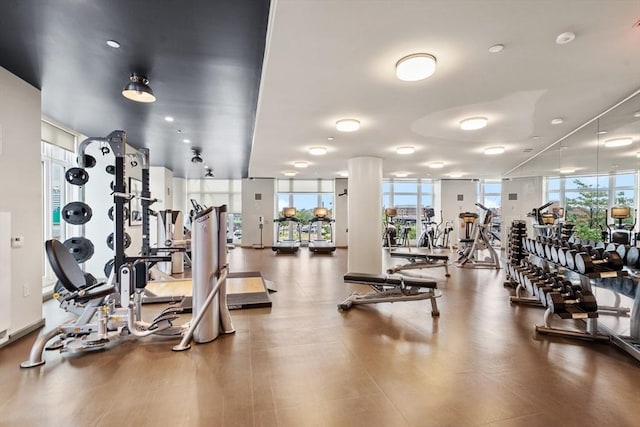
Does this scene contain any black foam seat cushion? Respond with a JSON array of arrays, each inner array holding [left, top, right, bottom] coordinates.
[[344, 273, 386, 283], [402, 278, 437, 289]]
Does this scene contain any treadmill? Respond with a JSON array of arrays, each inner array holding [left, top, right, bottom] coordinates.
[[272, 207, 301, 253], [308, 207, 336, 253]]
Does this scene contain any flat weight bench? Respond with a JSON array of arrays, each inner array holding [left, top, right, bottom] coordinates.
[[338, 272, 441, 316], [388, 251, 450, 277]]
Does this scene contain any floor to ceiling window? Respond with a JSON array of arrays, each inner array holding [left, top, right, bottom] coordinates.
[[41, 121, 78, 291], [276, 179, 334, 243], [187, 179, 242, 242], [383, 179, 434, 245]]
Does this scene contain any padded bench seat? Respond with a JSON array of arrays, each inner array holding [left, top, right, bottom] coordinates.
[[343, 272, 437, 289], [389, 252, 449, 261]]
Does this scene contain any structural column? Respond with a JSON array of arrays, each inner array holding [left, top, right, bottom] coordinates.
[[347, 156, 382, 274]]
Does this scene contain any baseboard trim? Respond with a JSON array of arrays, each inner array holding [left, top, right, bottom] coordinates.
[[0, 318, 46, 348]]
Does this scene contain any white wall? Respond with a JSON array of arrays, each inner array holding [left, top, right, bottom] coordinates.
[[440, 179, 479, 241], [0, 67, 43, 339], [334, 178, 348, 247], [501, 177, 543, 240], [241, 178, 275, 248]]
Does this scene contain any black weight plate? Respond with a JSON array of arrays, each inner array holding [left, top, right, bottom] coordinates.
[[62, 237, 95, 263], [576, 290, 598, 312], [107, 206, 130, 221], [61, 201, 93, 225], [625, 246, 640, 268], [106, 232, 131, 250], [78, 154, 96, 168], [106, 165, 116, 175], [104, 259, 115, 278], [65, 167, 89, 186]]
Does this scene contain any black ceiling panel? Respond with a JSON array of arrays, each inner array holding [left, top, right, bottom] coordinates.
[[0, 0, 270, 178]]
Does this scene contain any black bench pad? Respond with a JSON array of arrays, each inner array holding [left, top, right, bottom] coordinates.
[[344, 273, 437, 289]]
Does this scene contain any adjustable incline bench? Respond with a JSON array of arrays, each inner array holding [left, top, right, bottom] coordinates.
[[339, 273, 441, 316], [387, 251, 450, 277]]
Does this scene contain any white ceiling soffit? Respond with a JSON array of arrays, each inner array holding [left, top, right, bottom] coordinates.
[[250, 0, 640, 180]]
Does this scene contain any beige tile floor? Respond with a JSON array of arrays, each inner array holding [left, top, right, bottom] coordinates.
[[1, 247, 639, 426]]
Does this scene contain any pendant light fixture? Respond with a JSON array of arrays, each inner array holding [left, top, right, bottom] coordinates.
[[122, 73, 156, 103]]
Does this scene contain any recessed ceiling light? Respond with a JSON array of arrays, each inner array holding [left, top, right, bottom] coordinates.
[[560, 168, 576, 174], [327, 136, 335, 141], [634, 111, 640, 118], [396, 146, 415, 155], [394, 172, 410, 178], [106, 40, 120, 49], [283, 171, 297, 177], [484, 146, 505, 155], [556, 31, 576, 45], [449, 173, 463, 178], [488, 44, 504, 53], [164, 116, 174, 122], [309, 147, 327, 156], [460, 117, 488, 130], [395, 53, 437, 81], [336, 119, 360, 132], [604, 137, 632, 148], [293, 161, 308, 168], [597, 130, 608, 135], [550, 118, 564, 125], [337, 171, 349, 177], [182, 139, 191, 144], [429, 162, 444, 169]]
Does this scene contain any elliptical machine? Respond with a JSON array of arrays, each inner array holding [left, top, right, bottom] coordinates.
[[457, 203, 500, 269], [606, 206, 637, 245]]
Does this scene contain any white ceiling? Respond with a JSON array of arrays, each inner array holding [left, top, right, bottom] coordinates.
[[250, 0, 640, 181]]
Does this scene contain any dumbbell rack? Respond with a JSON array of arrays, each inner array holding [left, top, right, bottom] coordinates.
[[526, 250, 640, 361], [504, 220, 527, 288]]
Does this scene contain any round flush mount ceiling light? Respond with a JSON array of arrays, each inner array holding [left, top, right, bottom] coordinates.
[[550, 117, 564, 125], [395, 53, 437, 81], [337, 171, 349, 177], [164, 116, 174, 122], [429, 162, 445, 169], [293, 161, 309, 168], [309, 147, 327, 156], [394, 172, 410, 178], [449, 173, 464, 178], [106, 40, 121, 49], [396, 146, 415, 155], [556, 31, 576, 45], [182, 139, 191, 144], [560, 168, 576, 174], [604, 137, 632, 148], [484, 146, 505, 155], [283, 171, 297, 177], [460, 117, 488, 130], [336, 119, 360, 132], [488, 44, 504, 53]]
